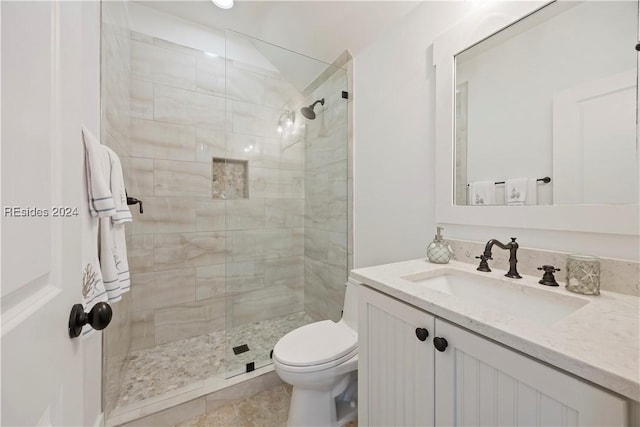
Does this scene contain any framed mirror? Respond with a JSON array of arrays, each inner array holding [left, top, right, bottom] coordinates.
[[434, 1, 639, 235]]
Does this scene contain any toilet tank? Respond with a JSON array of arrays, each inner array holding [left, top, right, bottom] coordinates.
[[341, 278, 361, 332]]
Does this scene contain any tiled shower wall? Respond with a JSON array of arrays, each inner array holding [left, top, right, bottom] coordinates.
[[101, 0, 132, 418], [126, 31, 307, 351], [304, 69, 349, 321]]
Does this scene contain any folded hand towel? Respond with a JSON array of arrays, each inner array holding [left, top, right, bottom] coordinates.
[[469, 181, 495, 205], [105, 146, 132, 225], [82, 127, 116, 217], [99, 146, 131, 301], [505, 178, 528, 206], [80, 260, 109, 338]]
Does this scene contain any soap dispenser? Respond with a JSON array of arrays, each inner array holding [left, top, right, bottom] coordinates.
[[426, 227, 453, 264]]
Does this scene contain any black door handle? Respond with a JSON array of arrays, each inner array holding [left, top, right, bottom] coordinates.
[[68, 302, 112, 338]]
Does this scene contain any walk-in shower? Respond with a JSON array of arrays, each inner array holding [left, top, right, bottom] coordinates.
[[100, 2, 350, 424]]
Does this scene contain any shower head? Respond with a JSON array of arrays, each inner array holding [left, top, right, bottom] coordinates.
[[300, 98, 325, 120]]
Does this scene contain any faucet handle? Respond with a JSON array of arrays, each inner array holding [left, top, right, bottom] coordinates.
[[476, 254, 492, 272], [510, 237, 517, 242], [537, 265, 560, 286]]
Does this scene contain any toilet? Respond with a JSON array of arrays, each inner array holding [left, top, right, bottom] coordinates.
[[273, 278, 360, 427]]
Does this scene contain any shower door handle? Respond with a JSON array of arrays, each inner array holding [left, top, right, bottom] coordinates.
[[68, 302, 113, 338]]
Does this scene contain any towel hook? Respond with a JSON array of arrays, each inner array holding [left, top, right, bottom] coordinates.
[[126, 191, 143, 214]]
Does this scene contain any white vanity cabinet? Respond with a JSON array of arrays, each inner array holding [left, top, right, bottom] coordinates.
[[358, 285, 628, 426]]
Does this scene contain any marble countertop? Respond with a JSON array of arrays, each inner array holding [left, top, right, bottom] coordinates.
[[351, 259, 640, 402]]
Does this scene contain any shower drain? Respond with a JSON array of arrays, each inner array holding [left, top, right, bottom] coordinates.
[[232, 344, 250, 355]]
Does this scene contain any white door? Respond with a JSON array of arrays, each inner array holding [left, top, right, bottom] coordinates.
[[358, 286, 435, 427], [1, 2, 100, 425], [553, 69, 638, 205], [434, 319, 627, 426]]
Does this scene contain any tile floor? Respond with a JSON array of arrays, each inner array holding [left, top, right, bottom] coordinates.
[[177, 384, 358, 427], [115, 312, 315, 409]]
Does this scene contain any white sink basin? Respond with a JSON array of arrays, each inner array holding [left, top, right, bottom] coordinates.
[[401, 270, 588, 325]]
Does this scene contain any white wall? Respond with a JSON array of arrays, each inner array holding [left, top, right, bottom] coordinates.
[[353, 2, 471, 268], [353, 1, 639, 265]]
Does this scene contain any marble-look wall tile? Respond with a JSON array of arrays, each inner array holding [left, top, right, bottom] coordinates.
[[264, 76, 303, 109], [292, 228, 304, 256], [128, 234, 154, 273], [327, 232, 347, 267], [196, 128, 226, 163], [131, 197, 196, 234], [131, 40, 196, 90], [265, 199, 304, 229], [154, 232, 227, 271], [130, 30, 154, 44], [196, 264, 226, 300], [231, 100, 278, 137], [131, 268, 195, 312], [281, 169, 305, 199], [230, 285, 303, 326], [265, 256, 304, 289], [154, 159, 211, 197], [155, 85, 225, 130], [196, 199, 226, 231], [196, 55, 225, 97], [128, 157, 154, 197], [131, 118, 196, 161], [226, 62, 265, 104], [131, 310, 155, 351], [231, 229, 293, 262], [226, 260, 265, 294], [304, 257, 328, 321], [154, 297, 226, 344], [280, 143, 305, 171], [449, 239, 640, 297], [154, 38, 203, 57], [305, 227, 329, 262], [249, 167, 281, 199], [225, 199, 265, 230], [131, 79, 154, 119]]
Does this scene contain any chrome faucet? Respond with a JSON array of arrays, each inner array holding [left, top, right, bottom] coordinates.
[[476, 237, 522, 279]]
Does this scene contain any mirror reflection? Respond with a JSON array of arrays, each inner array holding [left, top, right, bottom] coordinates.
[[455, 1, 638, 206]]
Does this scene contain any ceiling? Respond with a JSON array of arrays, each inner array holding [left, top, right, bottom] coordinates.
[[139, 1, 423, 64]]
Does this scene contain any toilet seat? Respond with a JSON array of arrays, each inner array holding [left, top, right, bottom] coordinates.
[[273, 320, 357, 371]]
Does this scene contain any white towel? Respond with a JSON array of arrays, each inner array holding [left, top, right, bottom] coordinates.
[[469, 181, 495, 205], [99, 146, 132, 301], [505, 178, 528, 205], [82, 127, 116, 217]]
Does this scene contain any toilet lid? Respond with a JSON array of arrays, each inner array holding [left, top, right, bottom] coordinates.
[[273, 320, 357, 367]]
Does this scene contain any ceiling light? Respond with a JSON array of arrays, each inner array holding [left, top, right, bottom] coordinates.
[[212, 0, 233, 9]]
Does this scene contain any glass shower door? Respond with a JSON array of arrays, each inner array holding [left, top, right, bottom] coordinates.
[[222, 30, 349, 378]]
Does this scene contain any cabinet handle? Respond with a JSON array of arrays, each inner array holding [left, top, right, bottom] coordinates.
[[434, 336, 448, 352], [415, 327, 429, 341]]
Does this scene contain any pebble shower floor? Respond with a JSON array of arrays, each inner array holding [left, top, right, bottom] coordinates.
[[115, 312, 314, 409]]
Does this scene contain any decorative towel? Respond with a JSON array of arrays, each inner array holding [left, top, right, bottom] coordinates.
[[505, 178, 528, 205], [82, 127, 116, 217], [99, 146, 132, 301], [469, 181, 495, 205]]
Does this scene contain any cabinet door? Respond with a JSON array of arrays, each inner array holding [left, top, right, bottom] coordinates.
[[358, 286, 435, 426], [434, 319, 627, 426]]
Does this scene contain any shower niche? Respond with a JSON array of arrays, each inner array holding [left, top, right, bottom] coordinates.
[[212, 158, 249, 199]]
